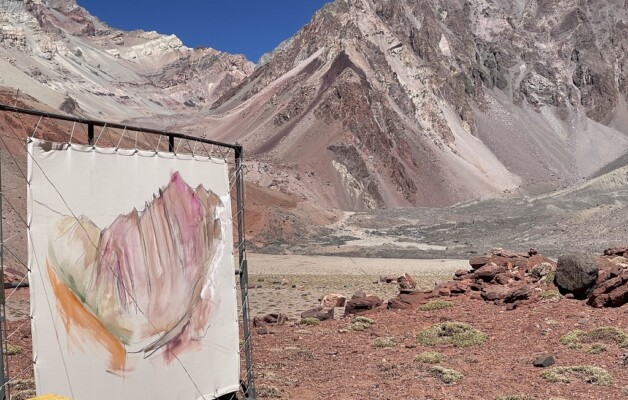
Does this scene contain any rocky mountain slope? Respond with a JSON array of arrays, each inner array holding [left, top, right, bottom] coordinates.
[[2, 0, 628, 219], [0, 0, 253, 120], [167, 0, 628, 211]]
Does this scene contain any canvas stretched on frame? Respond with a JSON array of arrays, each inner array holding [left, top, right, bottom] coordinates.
[[27, 139, 239, 400]]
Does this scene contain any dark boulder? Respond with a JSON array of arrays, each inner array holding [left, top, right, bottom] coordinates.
[[555, 253, 598, 299]]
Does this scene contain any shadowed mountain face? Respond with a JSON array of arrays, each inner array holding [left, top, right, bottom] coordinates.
[[173, 0, 628, 210], [2, 0, 628, 215]]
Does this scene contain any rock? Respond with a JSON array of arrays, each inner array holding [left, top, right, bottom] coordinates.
[[256, 328, 270, 335], [301, 306, 334, 321], [533, 355, 555, 368], [481, 286, 509, 301], [398, 273, 416, 290], [473, 263, 504, 282], [494, 272, 513, 285], [469, 256, 489, 270], [528, 248, 538, 256], [555, 253, 598, 299], [505, 285, 533, 303], [604, 247, 628, 257], [528, 262, 553, 281], [321, 293, 346, 308], [608, 285, 628, 307], [253, 313, 288, 327], [345, 296, 383, 315], [453, 269, 470, 280], [387, 298, 412, 310], [352, 290, 367, 299]]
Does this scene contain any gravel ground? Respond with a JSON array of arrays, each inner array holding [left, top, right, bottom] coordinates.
[[243, 254, 466, 320]]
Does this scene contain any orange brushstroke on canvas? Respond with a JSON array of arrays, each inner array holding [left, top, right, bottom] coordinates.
[[47, 260, 127, 371]]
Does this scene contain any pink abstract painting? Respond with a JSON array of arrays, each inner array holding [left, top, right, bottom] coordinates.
[[46, 172, 224, 371]]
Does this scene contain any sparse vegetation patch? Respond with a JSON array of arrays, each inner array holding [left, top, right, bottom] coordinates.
[[431, 366, 463, 383], [299, 317, 320, 326], [414, 351, 444, 364], [541, 366, 612, 385], [6, 343, 22, 355], [560, 327, 628, 351], [348, 316, 375, 331], [417, 322, 487, 347], [373, 337, 397, 348], [538, 290, 560, 299], [419, 300, 453, 311]]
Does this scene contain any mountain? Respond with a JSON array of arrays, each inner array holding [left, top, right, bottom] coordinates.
[[2, 0, 628, 217], [168, 0, 628, 211], [0, 0, 254, 120]]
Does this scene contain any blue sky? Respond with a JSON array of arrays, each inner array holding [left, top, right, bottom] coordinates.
[[76, 1, 333, 62]]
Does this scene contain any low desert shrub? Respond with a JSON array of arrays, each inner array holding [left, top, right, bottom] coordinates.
[[299, 317, 320, 326], [373, 337, 397, 348], [560, 327, 628, 350], [587, 343, 609, 354], [348, 316, 375, 331], [541, 365, 612, 385], [431, 366, 463, 383], [538, 290, 560, 299], [6, 344, 22, 355], [417, 322, 487, 347], [414, 351, 444, 364], [419, 300, 454, 311]]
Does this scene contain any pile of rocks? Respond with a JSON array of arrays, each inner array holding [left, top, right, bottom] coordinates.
[[389, 248, 557, 310], [390, 247, 628, 310]]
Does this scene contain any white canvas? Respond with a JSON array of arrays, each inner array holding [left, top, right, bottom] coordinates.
[[27, 139, 240, 400]]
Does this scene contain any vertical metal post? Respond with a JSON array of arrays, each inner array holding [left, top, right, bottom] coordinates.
[[0, 146, 8, 400], [235, 145, 255, 399], [87, 123, 94, 145], [168, 135, 174, 153]]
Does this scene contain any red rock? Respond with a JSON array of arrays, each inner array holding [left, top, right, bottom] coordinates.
[[505, 285, 533, 303], [321, 293, 347, 308], [387, 298, 411, 310], [473, 263, 504, 282], [344, 296, 383, 315], [397, 273, 416, 290], [469, 256, 489, 270], [608, 285, 628, 307], [494, 272, 514, 285], [481, 286, 509, 301], [453, 269, 470, 280], [604, 247, 628, 257]]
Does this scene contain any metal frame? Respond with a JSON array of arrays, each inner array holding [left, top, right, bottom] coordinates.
[[0, 103, 256, 399]]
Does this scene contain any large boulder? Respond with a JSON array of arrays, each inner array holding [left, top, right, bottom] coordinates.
[[555, 253, 598, 299]]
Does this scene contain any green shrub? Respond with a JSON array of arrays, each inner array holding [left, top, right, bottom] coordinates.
[[538, 290, 560, 299], [541, 366, 612, 385], [560, 327, 628, 351], [6, 344, 22, 355], [348, 316, 375, 331], [431, 366, 463, 383], [299, 317, 320, 326], [373, 337, 397, 348], [587, 343, 608, 354], [414, 351, 444, 364], [419, 300, 453, 311], [417, 322, 487, 347]]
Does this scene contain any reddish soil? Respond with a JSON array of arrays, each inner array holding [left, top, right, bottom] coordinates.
[[250, 297, 628, 400]]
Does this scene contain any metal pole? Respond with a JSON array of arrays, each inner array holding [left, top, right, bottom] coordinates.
[[88, 123, 94, 146], [235, 145, 255, 399], [0, 145, 8, 399], [168, 136, 175, 153]]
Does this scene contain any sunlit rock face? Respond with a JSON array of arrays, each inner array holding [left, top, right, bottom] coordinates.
[[47, 172, 224, 356]]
